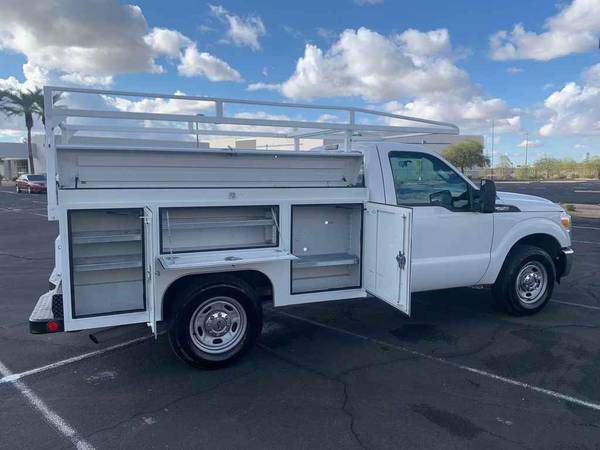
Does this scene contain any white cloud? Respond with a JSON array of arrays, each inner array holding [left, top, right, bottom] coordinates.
[[490, 0, 600, 61], [506, 66, 523, 74], [355, 0, 384, 5], [209, 4, 266, 51], [517, 139, 542, 148], [178, 46, 241, 81], [246, 82, 281, 92], [317, 28, 337, 41], [60, 73, 113, 87], [0, 0, 241, 88], [249, 26, 518, 135], [574, 143, 587, 149], [383, 96, 521, 135], [539, 63, 600, 136], [144, 27, 192, 58], [264, 27, 471, 101], [104, 91, 214, 115], [0, 1, 160, 76]]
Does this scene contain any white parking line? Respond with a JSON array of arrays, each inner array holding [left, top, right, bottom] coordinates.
[[0, 207, 47, 217], [0, 360, 95, 450], [275, 310, 600, 412], [552, 300, 600, 311], [0, 335, 152, 385], [574, 190, 600, 193], [573, 240, 600, 245]]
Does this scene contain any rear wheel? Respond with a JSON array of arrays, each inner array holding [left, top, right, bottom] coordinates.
[[493, 245, 556, 315], [168, 276, 262, 369]]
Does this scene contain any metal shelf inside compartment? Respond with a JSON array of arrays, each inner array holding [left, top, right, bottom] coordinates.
[[71, 230, 142, 244], [73, 254, 142, 272], [168, 218, 274, 230], [293, 253, 359, 269]]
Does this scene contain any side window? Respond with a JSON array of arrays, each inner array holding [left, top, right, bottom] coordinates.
[[389, 152, 471, 210]]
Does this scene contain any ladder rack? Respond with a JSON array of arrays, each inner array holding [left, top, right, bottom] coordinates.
[[43, 86, 459, 152]]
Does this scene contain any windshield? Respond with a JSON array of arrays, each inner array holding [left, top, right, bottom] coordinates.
[[28, 175, 46, 181]]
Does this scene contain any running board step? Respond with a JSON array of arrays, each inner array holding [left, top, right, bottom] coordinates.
[[29, 291, 64, 334]]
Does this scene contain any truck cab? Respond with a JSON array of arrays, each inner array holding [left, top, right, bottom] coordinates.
[[364, 142, 573, 309], [29, 87, 573, 369]]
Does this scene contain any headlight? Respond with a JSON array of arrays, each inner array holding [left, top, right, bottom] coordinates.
[[560, 212, 571, 232]]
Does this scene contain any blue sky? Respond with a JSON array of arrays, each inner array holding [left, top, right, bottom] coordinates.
[[1, 0, 599, 164]]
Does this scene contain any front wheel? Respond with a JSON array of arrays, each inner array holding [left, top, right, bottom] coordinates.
[[168, 277, 262, 369], [493, 245, 556, 315]]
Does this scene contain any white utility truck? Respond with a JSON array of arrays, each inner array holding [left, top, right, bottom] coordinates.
[[30, 87, 573, 368]]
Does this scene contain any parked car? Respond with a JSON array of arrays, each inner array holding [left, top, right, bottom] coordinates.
[[16, 174, 47, 194]]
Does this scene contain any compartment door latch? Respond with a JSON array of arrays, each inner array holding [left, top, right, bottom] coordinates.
[[396, 251, 406, 270]]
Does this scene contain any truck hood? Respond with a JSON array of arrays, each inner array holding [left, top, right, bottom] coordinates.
[[496, 191, 563, 212]]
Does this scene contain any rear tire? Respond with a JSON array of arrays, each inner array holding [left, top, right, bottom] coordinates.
[[492, 245, 556, 315], [168, 276, 262, 369]]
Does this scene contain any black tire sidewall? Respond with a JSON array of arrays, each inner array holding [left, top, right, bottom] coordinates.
[[496, 245, 556, 315], [169, 284, 262, 369]]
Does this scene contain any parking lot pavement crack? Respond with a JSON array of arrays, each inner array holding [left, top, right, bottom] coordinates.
[[79, 368, 259, 443], [572, 421, 600, 430], [259, 343, 403, 450], [0, 251, 53, 261], [341, 379, 368, 450]]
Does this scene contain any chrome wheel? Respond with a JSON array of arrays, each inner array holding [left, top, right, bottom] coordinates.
[[188, 296, 247, 354], [515, 261, 547, 304]]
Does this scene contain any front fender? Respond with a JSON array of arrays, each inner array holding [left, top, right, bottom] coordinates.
[[479, 216, 570, 285]]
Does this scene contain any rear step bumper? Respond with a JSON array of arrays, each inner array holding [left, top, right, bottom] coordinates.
[[29, 291, 64, 334]]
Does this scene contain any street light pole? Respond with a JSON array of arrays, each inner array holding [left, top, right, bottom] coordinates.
[[524, 131, 529, 179], [490, 120, 495, 179]]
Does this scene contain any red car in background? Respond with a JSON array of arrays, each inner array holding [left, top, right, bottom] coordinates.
[[16, 174, 47, 194]]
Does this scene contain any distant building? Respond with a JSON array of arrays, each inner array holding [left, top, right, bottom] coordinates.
[[0, 142, 30, 179]]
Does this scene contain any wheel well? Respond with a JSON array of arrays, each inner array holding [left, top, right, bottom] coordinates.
[[161, 270, 273, 323], [507, 233, 563, 277]]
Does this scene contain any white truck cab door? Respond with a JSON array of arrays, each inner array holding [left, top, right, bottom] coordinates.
[[363, 202, 412, 315], [379, 147, 493, 292]]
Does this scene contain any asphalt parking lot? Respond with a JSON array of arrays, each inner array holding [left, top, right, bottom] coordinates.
[[1, 182, 599, 449]]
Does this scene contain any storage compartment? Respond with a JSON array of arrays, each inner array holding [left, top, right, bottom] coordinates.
[[160, 206, 279, 254], [69, 209, 145, 317], [291, 204, 362, 294]]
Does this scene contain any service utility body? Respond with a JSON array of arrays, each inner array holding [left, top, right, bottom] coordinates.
[[29, 87, 574, 368]]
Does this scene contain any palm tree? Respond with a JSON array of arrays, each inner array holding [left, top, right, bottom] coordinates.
[[0, 88, 44, 173]]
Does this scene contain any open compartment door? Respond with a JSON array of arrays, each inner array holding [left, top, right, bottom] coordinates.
[[143, 207, 157, 334], [363, 202, 412, 315], [65, 207, 150, 331]]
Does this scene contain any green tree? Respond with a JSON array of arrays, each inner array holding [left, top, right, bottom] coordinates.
[[443, 139, 489, 173], [533, 156, 561, 179], [586, 157, 600, 179], [0, 88, 45, 173]]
